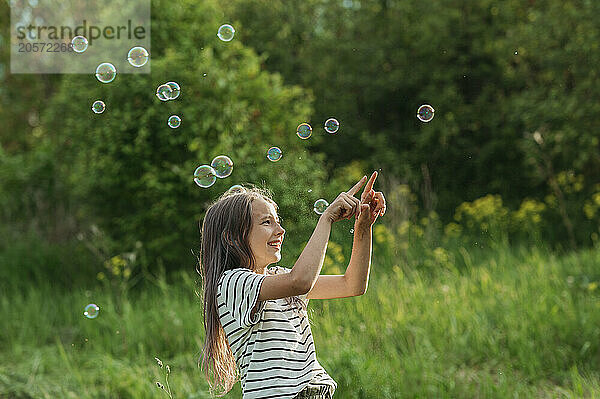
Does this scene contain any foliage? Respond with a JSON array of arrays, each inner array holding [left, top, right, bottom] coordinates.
[[2, 0, 600, 273], [31, 0, 329, 271], [228, 0, 600, 240]]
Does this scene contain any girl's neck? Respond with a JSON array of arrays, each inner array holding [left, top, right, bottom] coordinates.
[[254, 266, 267, 275]]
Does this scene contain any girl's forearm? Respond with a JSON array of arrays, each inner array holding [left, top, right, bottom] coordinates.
[[344, 224, 373, 294], [290, 215, 332, 290]]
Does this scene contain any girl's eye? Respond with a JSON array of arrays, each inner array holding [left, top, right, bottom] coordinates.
[[262, 218, 281, 225]]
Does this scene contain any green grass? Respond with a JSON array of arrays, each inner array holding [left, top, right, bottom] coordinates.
[[1, 241, 600, 398]]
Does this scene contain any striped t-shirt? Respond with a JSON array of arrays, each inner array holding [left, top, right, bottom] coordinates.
[[217, 266, 337, 399]]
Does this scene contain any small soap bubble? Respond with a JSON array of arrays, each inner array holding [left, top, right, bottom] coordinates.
[[296, 123, 312, 139], [308, 189, 312, 193], [203, 73, 207, 77], [417, 104, 435, 122], [71, 36, 88, 53], [194, 165, 217, 188], [313, 199, 329, 215], [91, 100, 105, 114], [267, 146, 283, 162], [156, 84, 173, 101], [168, 115, 181, 129], [95, 62, 116, 83], [166, 81, 180, 100], [127, 46, 149, 67], [228, 184, 244, 193], [84, 303, 100, 319], [211, 155, 234, 178], [350, 228, 354, 233], [324, 118, 339, 134], [217, 24, 235, 42]]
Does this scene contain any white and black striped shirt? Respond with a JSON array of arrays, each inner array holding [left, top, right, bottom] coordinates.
[[217, 266, 337, 399]]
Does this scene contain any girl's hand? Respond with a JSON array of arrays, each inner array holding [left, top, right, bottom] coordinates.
[[322, 176, 367, 224], [356, 171, 386, 230]]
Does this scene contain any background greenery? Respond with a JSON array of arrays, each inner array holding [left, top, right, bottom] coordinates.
[[1, 0, 599, 397]]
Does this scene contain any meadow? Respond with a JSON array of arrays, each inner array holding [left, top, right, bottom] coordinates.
[[1, 233, 599, 399], [3, 1, 600, 398]]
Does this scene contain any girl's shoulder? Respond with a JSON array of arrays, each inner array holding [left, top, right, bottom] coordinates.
[[218, 267, 250, 284]]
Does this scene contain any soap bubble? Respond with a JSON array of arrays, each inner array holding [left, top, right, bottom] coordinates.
[[84, 303, 100, 319], [165, 81, 180, 100], [417, 104, 435, 122], [313, 199, 329, 215], [296, 123, 312, 139], [127, 46, 149, 67], [156, 84, 173, 101], [194, 165, 217, 188], [217, 24, 235, 41], [168, 115, 181, 129], [91, 100, 105, 114], [267, 146, 282, 162], [211, 155, 234, 178], [228, 184, 244, 193], [71, 36, 88, 53], [324, 118, 339, 134], [95, 62, 116, 83]]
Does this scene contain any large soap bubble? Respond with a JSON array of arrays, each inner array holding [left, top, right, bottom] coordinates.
[[166, 82, 180, 100], [211, 155, 234, 178], [194, 165, 217, 188], [95, 63, 116, 83], [71, 36, 88, 53], [127, 46, 149, 67], [156, 84, 173, 101]]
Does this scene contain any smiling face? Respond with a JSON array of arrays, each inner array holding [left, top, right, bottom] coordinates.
[[248, 197, 285, 273]]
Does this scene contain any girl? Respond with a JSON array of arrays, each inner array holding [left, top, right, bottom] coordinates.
[[197, 172, 386, 399]]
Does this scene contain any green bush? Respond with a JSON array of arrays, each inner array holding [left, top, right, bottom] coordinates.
[[38, 0, 329, 271]]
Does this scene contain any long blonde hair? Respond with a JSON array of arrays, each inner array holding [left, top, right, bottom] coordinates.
[[196, 185, 309, 397]]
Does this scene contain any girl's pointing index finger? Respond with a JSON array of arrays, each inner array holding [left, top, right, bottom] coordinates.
[[362, 171, 378, 197], [347, 175, 368, 196]]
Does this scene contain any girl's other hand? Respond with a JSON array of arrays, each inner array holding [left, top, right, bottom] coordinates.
[[322, 176, 367, 224], [356, 171, 386, 230]]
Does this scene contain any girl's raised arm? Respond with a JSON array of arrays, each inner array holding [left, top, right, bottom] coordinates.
[[258, 176, 368, 301]]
